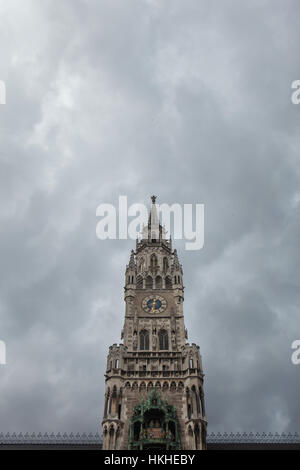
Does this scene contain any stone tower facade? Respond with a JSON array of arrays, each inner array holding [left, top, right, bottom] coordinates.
[[102, 197, 207, 450]]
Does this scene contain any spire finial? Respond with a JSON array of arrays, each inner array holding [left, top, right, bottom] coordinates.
[[151, 195, 157, 204], [128, 249, 135, 268]]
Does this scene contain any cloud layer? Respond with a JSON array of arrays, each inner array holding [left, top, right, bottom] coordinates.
[[0, 0, 300, 433]]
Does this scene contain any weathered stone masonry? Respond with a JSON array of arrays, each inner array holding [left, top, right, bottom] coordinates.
[[102, 197, 207, 450]]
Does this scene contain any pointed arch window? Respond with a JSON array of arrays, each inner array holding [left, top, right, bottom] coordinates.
[[139, 330, 149, 350], [163, 257, 169, 273], [165, 276, 172, 289], [138, 257, 145, 272], [150, 254, 157, 273], [158, 329, 169, 350], [155, 275, 162, 289], [146, 275, 153, 289], [136, 275, 143, 289]]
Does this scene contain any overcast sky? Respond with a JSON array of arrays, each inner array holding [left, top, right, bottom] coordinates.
[[0, 0, 300, 435]]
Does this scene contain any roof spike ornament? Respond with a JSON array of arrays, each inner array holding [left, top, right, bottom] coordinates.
[[148, 195, 160, 241], [128, 249, 135, 268]]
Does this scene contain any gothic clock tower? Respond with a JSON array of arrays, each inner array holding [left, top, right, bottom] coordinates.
[[102, 197, 207, 450]]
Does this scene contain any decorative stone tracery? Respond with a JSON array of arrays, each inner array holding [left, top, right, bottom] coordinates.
[[102, 197, 207, 450]]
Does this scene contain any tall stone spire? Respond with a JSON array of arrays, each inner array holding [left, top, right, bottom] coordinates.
[[148, 195, 159, 240]]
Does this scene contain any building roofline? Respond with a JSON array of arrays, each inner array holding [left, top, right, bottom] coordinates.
[[0, 432, 299, 445]]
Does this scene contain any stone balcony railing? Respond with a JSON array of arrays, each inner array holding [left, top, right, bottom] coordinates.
[[106, 368, 203, 379]]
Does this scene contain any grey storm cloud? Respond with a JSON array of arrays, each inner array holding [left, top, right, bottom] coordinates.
[[0, 0, 300, 433]]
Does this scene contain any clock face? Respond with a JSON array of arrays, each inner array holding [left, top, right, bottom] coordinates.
[[142, 295, 167, 313]]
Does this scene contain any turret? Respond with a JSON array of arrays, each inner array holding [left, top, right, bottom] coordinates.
[[124, 249, 136, 308], [172, 248, 184, 305], [125, 250, 136, 287]]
